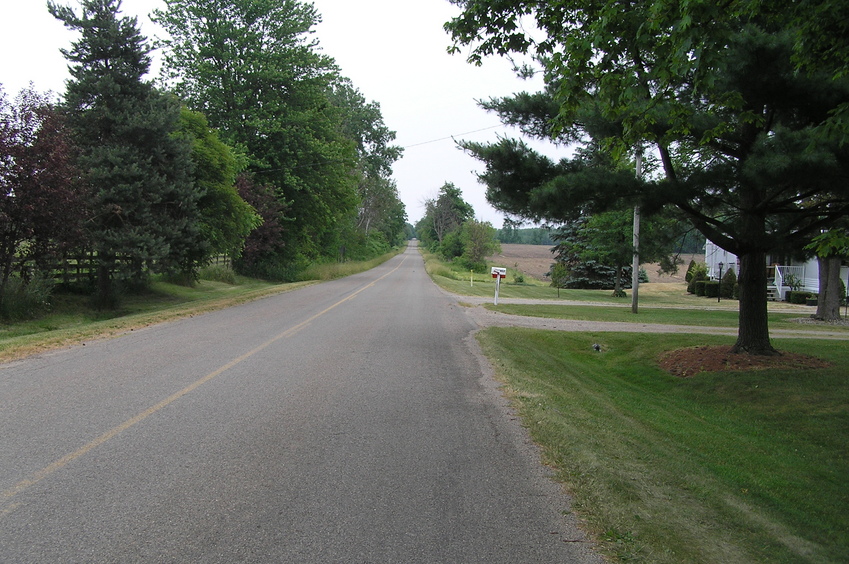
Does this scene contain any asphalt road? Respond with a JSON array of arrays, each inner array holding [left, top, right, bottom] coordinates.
[[0, 243, 601, 563]]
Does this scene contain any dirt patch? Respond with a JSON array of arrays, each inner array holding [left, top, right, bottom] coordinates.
[[658, 345, 831, 378], [489, 244, 703, 283]]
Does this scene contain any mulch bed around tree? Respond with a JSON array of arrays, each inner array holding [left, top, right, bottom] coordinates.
[[658, 345, 832, 377]]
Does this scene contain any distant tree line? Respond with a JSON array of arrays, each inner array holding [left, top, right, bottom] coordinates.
[[496, 221, 553, 245], [415, 182, 500, 271], [0, 0, 406, 313]]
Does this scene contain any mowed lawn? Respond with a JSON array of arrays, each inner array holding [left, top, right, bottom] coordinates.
[[478, 329, 848, 563], [485, 303, 849, 334], [420, 249, 848, 562]]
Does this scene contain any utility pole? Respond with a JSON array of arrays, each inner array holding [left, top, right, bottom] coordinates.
[[631, 149, 642, 314]]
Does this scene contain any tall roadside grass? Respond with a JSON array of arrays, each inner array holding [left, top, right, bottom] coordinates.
[[478, 329, 849, 563], [0, 274, 55, 320], [0, 248, 407, 362], [298, 245, 406, 281], [0, 276, 308, 363]]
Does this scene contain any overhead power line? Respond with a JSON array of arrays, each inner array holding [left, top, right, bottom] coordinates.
[[402, 124, 504, 149]]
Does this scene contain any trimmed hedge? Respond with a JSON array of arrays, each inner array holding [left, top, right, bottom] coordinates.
[[787, 290, 811, 305], [704, 281, 720, 298], [694, 280, 707, 296]]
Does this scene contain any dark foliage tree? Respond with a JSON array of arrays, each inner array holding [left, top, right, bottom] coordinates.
[[0, 86, 87, 304], [233, 174, 291, 280], [551, 217, 636, 293], [50, 0, 202, 304], [446, 0, 849, 354], [553, 209, 685, 296]]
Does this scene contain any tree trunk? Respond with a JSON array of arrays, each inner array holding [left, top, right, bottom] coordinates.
[[733, 251, 778, 355], [814, 256, 842, 321], [612, 264, 625, 297], [95, 256, 115, 310]]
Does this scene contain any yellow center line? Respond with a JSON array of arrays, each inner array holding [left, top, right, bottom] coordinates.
[[1, 256, 407, 511]]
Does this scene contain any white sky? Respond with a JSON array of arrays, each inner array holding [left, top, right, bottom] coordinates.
[[0, 0, 557, 225]]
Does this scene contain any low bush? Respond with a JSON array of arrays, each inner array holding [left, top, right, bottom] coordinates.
[[199, 264, 238, 284], [721, 269, 737, 299], [694, 280, 707, 296], [687, 263, 708, 293], [0, 274, 55, 320], [789, 291, 815, 304], [704, 281, 720, 298]]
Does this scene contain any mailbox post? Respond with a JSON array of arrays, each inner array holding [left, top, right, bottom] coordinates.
[[491, 267, 507, 305]]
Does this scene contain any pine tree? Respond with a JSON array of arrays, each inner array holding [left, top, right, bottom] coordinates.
[[50, 0, 202, 304]]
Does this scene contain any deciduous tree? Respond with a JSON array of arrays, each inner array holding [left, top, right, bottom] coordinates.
[[0, 86, 86, 304], [806, 230, 849, 321], [178, 108, 260, 264], [154, 0, 360, 264]]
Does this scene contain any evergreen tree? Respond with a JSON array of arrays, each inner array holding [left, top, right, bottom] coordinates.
[[447, 1, 849, 354], [50, 0, 202, 302]]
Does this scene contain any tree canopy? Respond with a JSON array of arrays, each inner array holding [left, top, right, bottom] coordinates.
[[446, 0, 849, 354], [154, 0, 401, 269]]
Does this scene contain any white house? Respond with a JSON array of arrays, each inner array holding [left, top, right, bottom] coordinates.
[[704, 240, 849, 301]]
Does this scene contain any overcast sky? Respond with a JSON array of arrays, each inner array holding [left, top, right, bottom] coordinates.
[[0, 0, 555, 225]]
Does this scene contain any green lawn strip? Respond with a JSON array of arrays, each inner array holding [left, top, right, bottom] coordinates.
[[0, 278, 312, 362], [0, 247, 406, 362], [485, 303, 843, 332], [432, 272, 706, 304], [477, 329, 848, 563]]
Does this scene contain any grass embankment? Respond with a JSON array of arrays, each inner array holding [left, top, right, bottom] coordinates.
[[479, 330, 848, 563], [421, 248, 847, 561], [0, 247, 404, 362]]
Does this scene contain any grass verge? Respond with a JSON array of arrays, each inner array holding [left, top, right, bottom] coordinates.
[[487, 303, 849, 333], [477, 329, 848, 563], [0, 278, 310, 363], [0, 247, 404, 363]]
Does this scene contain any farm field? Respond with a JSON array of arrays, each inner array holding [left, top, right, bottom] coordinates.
[[488, 243, 704, 284]]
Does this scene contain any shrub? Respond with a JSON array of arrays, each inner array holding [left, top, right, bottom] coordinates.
[[721, 269, 737, 299], [704, 281, 720, 298], [0, 274, 55, 320], [694, 280, 707, 296], [455, 256, 487, 273], [788, 291, 815, 304], [199, 264, 237, 284], [783, 272, 803, 291], [687, 263, 708, 293], [684, 259, 697, 282]]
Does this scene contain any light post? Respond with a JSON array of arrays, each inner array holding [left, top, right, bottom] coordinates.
[[717, 262, 724, 303]]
